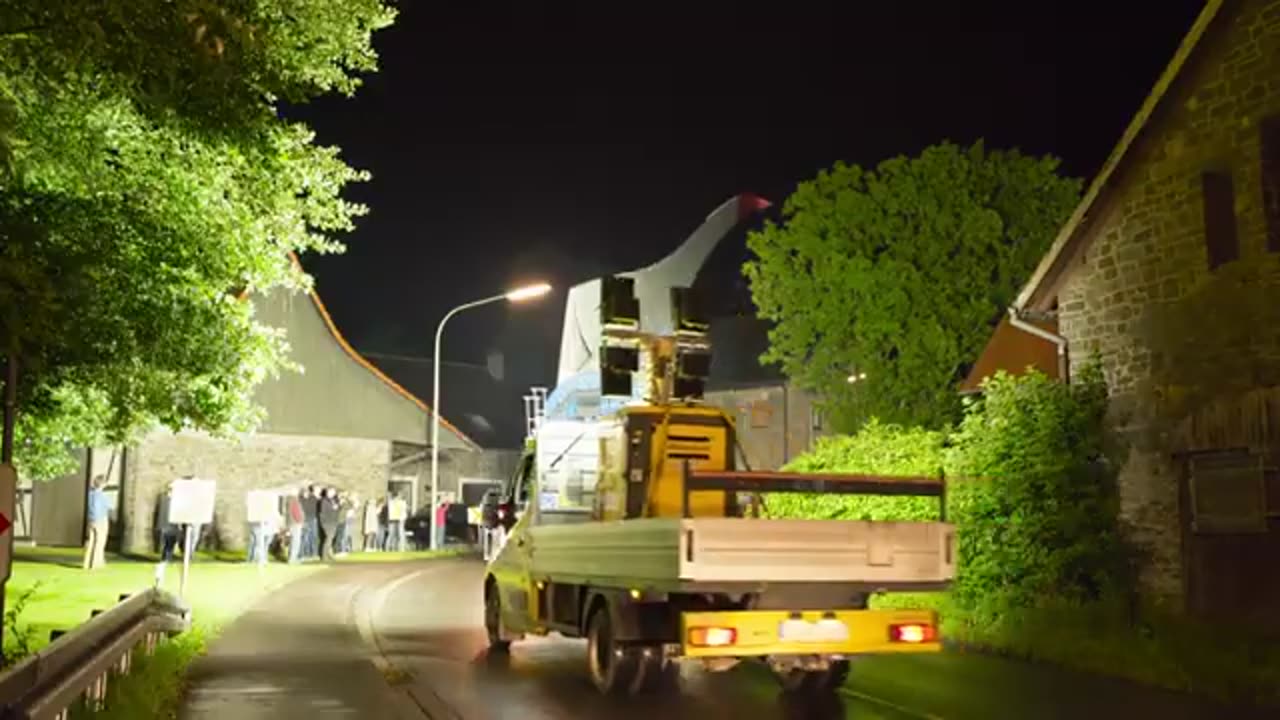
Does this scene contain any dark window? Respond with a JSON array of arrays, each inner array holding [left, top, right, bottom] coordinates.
[[1202, 170, 1239, 270], [1262, 115, 1280, 253]]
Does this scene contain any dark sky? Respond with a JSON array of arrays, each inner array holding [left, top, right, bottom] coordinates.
[[290, 2, 1207, 396]]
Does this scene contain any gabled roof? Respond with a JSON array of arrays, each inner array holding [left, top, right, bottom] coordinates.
[[1015, 0, 1227, 312], [361, 353, 527, 450], [258, 254, 479, 451]]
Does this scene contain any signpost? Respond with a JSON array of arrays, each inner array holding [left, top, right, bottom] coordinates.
[[0, 464, 16, 586], [168, 478, 216, 600]]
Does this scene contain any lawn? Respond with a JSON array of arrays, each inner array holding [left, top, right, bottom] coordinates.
[[5, 545, 321, 656], [334, 548, 466, 564]]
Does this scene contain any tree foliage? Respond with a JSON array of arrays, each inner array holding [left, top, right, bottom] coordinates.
[[763, 419, 945, 521], [0, 0, 395, 478], [946, 363, 1130, 614], [744, 141, 1080, 431]]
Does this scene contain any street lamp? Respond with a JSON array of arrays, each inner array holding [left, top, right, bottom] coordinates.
[[427, 282, 552, 550]]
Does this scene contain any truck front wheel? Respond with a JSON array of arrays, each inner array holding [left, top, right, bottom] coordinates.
[[586, 606, 638, 695], [485, 583, 511, 653]]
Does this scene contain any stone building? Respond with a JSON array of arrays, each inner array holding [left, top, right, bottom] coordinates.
[[966, 0, 1280, 623], [21, 279, 480, 554]]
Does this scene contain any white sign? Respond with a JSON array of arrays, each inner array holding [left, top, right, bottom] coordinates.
[[246, 490, 278, 524], [169, 478, 216, 525]]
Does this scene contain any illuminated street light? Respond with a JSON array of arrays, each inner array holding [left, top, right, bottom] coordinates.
[[505, 282, 552, 302], [847, 371, 868, 383], [427, 282, 552, 549]]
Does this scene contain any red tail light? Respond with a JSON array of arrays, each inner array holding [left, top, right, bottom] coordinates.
[[889, 623, 936, 644], [688, 626, 737, 647]]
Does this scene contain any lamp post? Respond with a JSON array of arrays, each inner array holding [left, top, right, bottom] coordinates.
[[427, 282, 551, 550]]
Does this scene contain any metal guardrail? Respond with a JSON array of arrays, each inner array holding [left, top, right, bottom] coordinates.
[[0, 588, 190, 720]]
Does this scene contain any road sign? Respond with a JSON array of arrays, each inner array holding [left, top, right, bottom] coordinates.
[[0, 463, 16, 584], [169, 478, 216, 526]]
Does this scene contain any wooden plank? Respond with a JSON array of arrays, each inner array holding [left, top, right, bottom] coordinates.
[[685, 470, 944, 497]]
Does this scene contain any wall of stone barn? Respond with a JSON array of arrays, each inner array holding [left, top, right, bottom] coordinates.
[[1055, 0, 1280, 604], [393, 448, 518, 511], [122, 430, 392, 553]]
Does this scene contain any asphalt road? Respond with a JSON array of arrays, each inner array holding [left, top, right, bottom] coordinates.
[[181, 558, 1276, 720]]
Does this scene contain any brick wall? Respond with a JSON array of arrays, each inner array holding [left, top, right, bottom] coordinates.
[[122, 430, 391, 553], [1056, 0, 1280, 604]]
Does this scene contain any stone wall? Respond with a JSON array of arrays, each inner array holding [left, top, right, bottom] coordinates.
[[704, 382, 826, 470], [1056, 0, 1280, 604], [122, 430, 391, 554]]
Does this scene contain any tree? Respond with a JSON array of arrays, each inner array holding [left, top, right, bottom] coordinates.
[[744, 141, 1080, 431], [0, 0, 396, 478]]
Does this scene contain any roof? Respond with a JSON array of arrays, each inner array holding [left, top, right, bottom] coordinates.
[[958, 314, 1062, 393], [360, 353, 528, 449], [268, 254, 479, 451], [1014, 0, 1227, 312]]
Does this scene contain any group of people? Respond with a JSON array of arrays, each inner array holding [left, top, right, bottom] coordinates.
[[274, 486, 410, 563]]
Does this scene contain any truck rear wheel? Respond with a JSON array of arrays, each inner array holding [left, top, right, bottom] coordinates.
[[776, 659, 850, 694], [586, 606, 638, 695], [632, 650, 680, 695]]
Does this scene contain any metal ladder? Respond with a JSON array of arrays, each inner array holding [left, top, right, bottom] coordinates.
[[523, 386, 549, 438]]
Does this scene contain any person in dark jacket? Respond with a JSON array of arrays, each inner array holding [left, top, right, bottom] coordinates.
[[155, 483, 180, 561], [318, 487, 341, 562], [301, 484, 319, 559]]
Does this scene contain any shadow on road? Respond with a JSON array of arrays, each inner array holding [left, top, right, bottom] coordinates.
[[453, 641, 847, 720]]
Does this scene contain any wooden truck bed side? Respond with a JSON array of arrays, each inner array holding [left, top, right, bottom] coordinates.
[[527, 516, 955, 587]]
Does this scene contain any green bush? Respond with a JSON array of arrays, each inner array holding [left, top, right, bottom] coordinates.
[[784, 365, 1280, 707], [763, 419, 946, 521], [946, 363, 1132, 614]]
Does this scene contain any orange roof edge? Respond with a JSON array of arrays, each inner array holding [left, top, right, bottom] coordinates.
[[959, 314, 1062, 394], [263, 253, 480, 451]]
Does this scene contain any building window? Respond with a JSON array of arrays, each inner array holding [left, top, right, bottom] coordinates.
[[1201, 170, 1239, 270], [1263, 115, 1280, 253], [810, 406, 823, 432]]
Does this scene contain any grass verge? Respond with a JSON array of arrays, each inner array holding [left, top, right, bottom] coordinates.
[[6, 545, 324, 720], [334, 548, 466, 563], [869, 591, 1280, 709]]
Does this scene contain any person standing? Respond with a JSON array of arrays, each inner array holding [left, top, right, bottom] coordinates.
[[246, 491, 264, 565], [156, 483, 179, 561], [82, 475, 112, 570], [341, 493, 358, 555], [387, 492, 406, 551], [331, 490, 348, 557], [434, 498, 448, 551], [318, 487, 341, 562], [284, 487, 306, 564], [377, 494, 390, 550], [301, 484, 319, 560], [362, 496, 379, 552]]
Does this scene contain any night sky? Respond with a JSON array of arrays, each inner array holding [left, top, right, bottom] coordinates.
[[290, 2, 1207, 397]]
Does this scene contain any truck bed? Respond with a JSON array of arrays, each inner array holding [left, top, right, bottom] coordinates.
[[527, 516, 955, 589]]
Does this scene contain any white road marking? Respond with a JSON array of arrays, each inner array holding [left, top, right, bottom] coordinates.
[[841, 687, 947, 719]]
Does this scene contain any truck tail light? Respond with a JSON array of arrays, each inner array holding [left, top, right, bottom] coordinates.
[[687, 626, 737, 647], [889, 623, 936, 644]]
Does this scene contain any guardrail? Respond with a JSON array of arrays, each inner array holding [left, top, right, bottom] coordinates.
[[0, 588, 190, 720]]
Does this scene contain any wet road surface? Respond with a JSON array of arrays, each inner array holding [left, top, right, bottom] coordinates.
[[183, 557, 1277, 720]]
